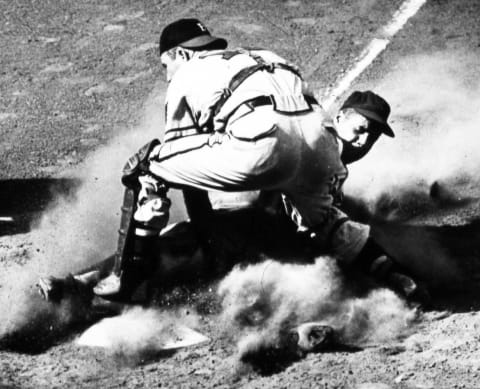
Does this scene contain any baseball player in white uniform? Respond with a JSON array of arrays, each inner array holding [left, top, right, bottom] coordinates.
[[90, 18, 425, 302], [38, 19, 426, 306]]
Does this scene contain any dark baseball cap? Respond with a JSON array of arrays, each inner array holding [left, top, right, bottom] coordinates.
[[340, 91, 395, 137], [159, 18, 227, 56]]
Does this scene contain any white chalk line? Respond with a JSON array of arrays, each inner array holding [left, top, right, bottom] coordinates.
[[321, 0, 428, 109]]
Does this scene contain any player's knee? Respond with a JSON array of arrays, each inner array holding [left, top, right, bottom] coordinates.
[[122, 139, 161, 189], [134, 196, 171, 233]]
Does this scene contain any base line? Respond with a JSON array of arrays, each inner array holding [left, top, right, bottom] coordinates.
[[321, 0, 428, 109]]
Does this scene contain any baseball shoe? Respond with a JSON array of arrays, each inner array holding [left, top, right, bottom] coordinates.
[[288, 322, 335, 353], [92, 272, 122, 297]]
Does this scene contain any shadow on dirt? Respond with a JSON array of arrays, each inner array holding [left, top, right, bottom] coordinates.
[[241, 342, 363, 376], [0, 178, 81, 235], [372, 219, 480, 313], [0, 316, 92, 354], [112, 348, 177, 367], [342, 189, 480, 313], [0, 301, 117, 354], [372, 219, 480, 286], [240, 347, 304, 375]]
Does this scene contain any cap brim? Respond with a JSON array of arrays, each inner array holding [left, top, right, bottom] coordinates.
[[354, 107, 395, 137], [180, 35, 227, 50]]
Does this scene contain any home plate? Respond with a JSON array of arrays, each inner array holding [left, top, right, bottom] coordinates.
[[161, 326, 210, 350], [76, 309, 209, 351]]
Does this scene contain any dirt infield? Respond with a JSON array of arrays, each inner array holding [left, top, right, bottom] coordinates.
[[1, 0, 480, 388]]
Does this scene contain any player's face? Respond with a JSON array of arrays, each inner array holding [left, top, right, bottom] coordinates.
[[160, 48, 186, 82], [335, 110, 371, 147]]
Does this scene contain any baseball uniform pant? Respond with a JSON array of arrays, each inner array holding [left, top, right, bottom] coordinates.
[[145, 105, 369, 264]]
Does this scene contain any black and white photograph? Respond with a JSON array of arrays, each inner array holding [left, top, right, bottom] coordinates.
[[1, 0, 480, 387]]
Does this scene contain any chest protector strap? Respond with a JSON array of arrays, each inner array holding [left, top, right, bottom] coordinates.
[[213, 49, 303, 117]]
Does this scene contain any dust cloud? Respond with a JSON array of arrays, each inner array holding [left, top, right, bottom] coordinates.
[[218, 258, 416, 358], [33, 86, 167, 276], [344, 50, 480, 216], [0, 82, 187, 340], [216, 52, 480, 356], [341, 50, 480, 287]]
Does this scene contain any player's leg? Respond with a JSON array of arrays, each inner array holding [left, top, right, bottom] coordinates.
[[317, 209, 429, 305]]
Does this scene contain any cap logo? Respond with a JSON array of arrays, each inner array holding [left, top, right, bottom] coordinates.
[[159, 18, 227, 56]]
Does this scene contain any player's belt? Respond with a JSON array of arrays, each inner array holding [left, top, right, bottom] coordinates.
[[221, 94, 320, 130], [304, 94, 319, 106], [227, 94, 319, 123], [244, 95, 273, 109], [245, 94, 319, 108]]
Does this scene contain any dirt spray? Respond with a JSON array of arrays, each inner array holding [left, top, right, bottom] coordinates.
[[0, 82, 190, 342], [345, 50, 480, 215], [218, 258, 416, 360]]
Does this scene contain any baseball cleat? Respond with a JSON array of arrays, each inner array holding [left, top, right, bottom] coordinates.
[[289, 322, 335, 353], [92, 273, 122, 297]]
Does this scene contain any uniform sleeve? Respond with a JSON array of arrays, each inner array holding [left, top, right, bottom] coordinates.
[[164, 59, 229, 141], [187, 58, 230, 132], [163, 73, 199, 143]]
